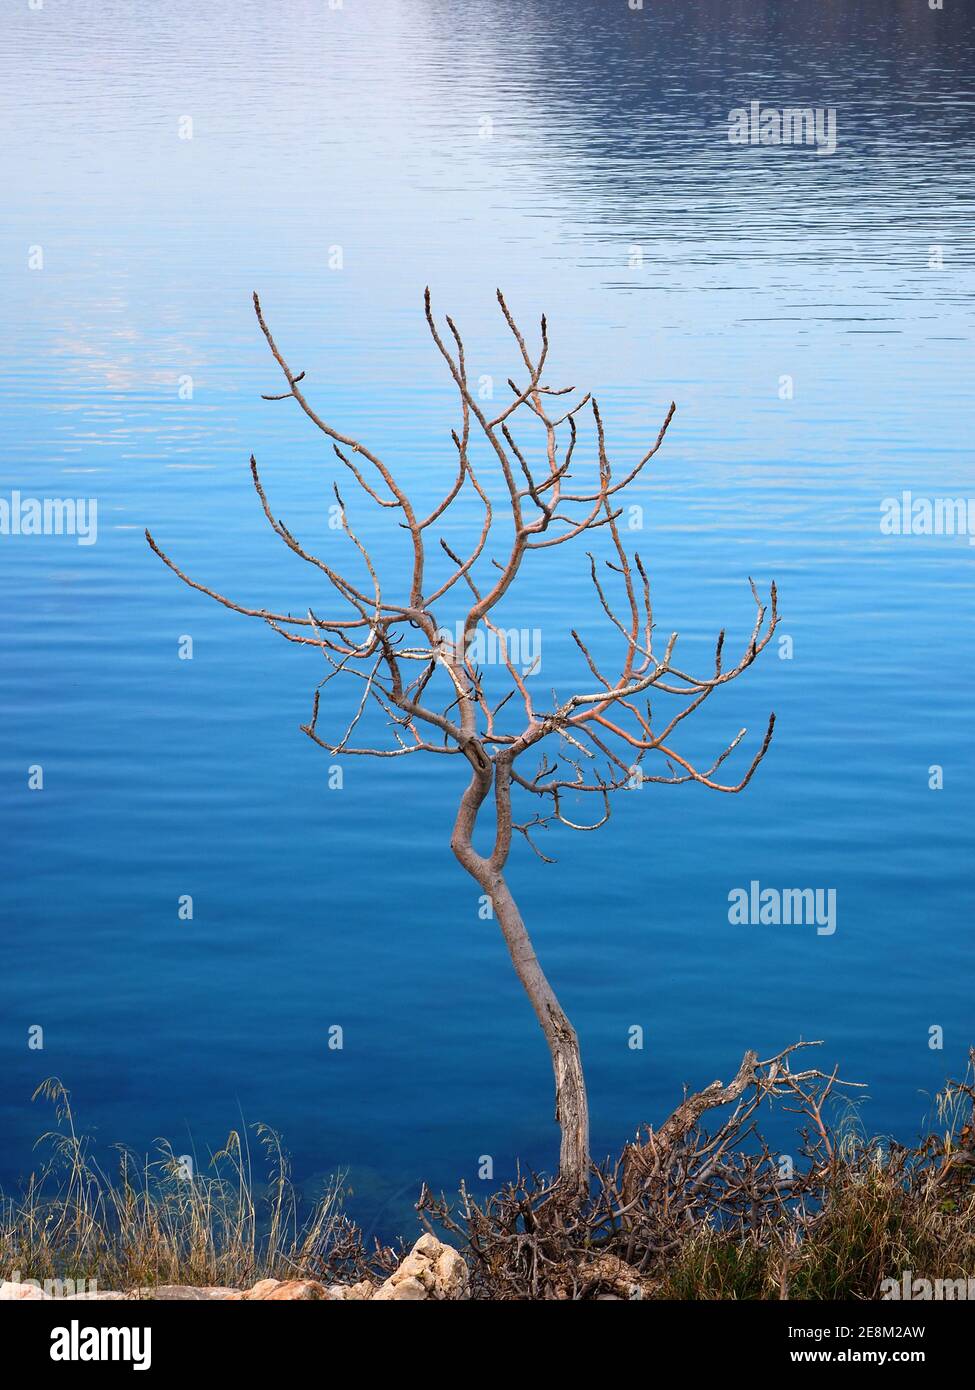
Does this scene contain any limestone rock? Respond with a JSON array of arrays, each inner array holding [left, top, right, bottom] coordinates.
[[2, 1249, 466, 1302], [371, 1233, 468, 1301], [65, 1291, 129, 1301], [326, 1280, 374, 1301], [434, 1245, 468, 1299], [0, 1281, 51, 1300], [373, 1276, 429, 1301], [127, 1285, 242, 1301], [242, 1278, 331, 1301]]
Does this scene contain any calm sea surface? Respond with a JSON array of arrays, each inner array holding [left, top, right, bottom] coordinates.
[[2, 0, 973, 1234]]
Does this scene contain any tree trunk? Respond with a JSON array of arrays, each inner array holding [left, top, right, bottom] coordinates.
[[487, 874, 591, 1197], [450, 749, 591, 1197]]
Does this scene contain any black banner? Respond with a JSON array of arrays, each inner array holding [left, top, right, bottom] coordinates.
[[6, 1296, 969, 1375]]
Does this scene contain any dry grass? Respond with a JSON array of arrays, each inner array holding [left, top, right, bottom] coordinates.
[[659, 1155, 975, 1301], [0, 1079, 376, 1293]]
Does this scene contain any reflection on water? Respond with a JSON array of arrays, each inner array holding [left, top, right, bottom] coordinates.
[[1, 1, 973, 1231]]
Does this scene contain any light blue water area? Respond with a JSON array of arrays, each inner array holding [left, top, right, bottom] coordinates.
[[1, 0, 973, 1233]]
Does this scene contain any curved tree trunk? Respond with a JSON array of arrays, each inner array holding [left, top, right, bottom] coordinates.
[[450, 746, 591, 1196], [486, 874, 591, 1196]]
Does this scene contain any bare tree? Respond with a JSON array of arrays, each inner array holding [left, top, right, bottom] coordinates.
[[146, 289, 778, 1198]]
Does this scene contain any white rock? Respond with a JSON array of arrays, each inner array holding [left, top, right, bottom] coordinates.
[[372, 1276, 429, 1301], [371, 1233, 469, 1301], [0, 1281, 52, 1300]]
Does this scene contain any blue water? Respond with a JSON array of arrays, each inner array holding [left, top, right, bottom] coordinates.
[[2, 0, 974, 1234]]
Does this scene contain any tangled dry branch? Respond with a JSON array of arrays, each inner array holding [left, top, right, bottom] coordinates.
[[416, 1042, 975, 1301]]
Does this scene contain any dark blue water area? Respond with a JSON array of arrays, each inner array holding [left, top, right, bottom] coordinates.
[[1, 0, 974, 1237]]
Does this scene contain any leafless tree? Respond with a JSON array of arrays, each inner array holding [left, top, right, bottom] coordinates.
[[146, 289, 778, 1198]]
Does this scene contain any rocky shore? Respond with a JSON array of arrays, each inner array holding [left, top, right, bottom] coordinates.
[[1, 1233, 469, 1303]]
